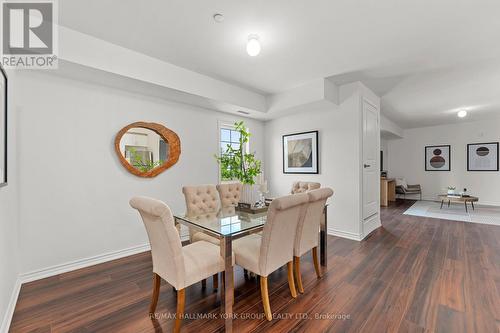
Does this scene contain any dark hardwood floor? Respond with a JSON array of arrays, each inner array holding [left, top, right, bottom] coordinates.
[[10, 200, 500, 332]]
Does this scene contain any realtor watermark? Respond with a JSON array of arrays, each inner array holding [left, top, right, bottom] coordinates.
[[1, 0, 58, 69], [149, 311, 351, 321]]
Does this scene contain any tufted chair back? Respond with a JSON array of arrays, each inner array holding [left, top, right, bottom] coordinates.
[[130, 196, 185, 289], [182, 185, 220, 216], [291, 181, 321, 194], [259, 193, 309, 276], [294, 188, 333, 257], [216, 182, 242, 208]]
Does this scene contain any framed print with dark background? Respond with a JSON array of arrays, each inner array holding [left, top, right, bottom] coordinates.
[[425, 145, 450, 171], [283, 131, 318, 174], [0, 65, 7, 187], [467, 142, 498, 171]]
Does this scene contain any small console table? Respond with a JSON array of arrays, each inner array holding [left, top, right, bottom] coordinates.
[[380, 178, 396, 207]]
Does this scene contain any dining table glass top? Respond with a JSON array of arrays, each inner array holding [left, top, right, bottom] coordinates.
[[174, 207, 267, 237]]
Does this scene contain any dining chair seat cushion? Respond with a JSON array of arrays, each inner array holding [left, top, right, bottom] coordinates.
[[181, 240, 234, 289], [233, 234, 262, 275], [192, 231, 220, 245]]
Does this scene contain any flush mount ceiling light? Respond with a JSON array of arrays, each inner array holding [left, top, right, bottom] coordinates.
[[246, 35, 261, 56], [457, 110, 467, 118]]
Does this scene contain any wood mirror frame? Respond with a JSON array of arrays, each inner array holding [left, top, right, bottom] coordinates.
[[114, 122, 181, 178]]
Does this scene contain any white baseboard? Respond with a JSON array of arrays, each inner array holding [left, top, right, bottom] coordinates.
[[328, 227, 362, 241], [0, 277, 21, 333], [19, 243, 152, 284]]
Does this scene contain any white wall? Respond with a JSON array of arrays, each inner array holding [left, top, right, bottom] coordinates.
[[0, 71, 19, 332], [264, 91, 363, 239], [12, 70, 265, 274], [388, 118, 500, 205]]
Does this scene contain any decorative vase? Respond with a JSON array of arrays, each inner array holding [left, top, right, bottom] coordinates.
[[240, 184, 260, 206]]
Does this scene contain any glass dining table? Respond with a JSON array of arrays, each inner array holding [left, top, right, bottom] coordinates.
[[174, 205, 328, 332]]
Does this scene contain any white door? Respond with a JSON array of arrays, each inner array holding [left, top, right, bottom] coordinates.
[[363, 100, 379, 219]]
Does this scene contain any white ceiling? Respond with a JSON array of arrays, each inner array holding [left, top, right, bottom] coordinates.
[[59, 0, 500, 127]]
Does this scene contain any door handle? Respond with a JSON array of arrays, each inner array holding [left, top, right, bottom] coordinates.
[[364, 164, 371, 168]]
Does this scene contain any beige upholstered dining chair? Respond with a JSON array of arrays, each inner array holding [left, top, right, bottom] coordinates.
[[216, 182, 242, 208], [130, 196, 230, 333], [291, 181, 321, 194], [233, 193, 309, 321], [182, 185, 222, 289], [182, 185, 221, 245], [293, 188, 333, 293]]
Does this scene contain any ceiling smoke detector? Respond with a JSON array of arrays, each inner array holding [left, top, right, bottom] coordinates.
[[213, 13, 224, 23]]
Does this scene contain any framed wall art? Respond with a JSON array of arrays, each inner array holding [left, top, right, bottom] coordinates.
[[467, 142, 498, 171], [425, 145, 451, 171], [283, 130, 318, 174]]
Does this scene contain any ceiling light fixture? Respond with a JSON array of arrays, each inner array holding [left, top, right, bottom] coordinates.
[[457, 110, 467, 118], [246, 35, 261, 56]]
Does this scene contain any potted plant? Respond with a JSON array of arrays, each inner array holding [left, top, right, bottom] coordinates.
[[215, 121, 262, 205], [447, 186, 456, 195]]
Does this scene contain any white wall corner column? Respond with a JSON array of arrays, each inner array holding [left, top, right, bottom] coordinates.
[[339, 82, 381, 240]]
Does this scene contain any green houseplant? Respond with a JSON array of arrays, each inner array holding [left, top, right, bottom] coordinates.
[[215, 121, 262, 204], [215, 121, 262, 184]]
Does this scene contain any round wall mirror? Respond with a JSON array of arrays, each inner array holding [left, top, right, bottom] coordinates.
[[114, 122, 181, 177]]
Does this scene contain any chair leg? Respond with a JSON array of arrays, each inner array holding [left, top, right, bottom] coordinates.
[[149, 273, 161, 315], [260, 276, 272, 321], [287, 261, 297, 298], [293, 256, 304, 294], [213, 274, 218, 291], [174, 289, 185, 333], [312, 247, 322, 278]]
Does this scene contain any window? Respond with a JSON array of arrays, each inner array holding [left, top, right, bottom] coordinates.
[[219, 126, 241, 181], [220, 127, 241, 156]]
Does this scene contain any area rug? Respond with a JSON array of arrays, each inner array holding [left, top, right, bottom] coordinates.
[[403, 200, 500, 226]]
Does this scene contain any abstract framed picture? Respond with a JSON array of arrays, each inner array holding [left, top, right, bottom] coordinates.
[[283, 130, 318, 174], [467, 142, 499, 171], [0, 65, 7, 187], [425, 145, 450, 171]]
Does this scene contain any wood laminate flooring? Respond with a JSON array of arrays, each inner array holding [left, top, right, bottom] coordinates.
[[9, 200, 500, 332]]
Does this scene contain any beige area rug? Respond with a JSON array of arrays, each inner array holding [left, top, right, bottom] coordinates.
[[404, 200, 500, 226]]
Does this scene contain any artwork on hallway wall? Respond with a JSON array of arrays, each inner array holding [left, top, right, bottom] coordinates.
[[467, 142, 499, 171], [0, 65, 7, 187], [283, 130, 318, 174], [425, 145, 451, 171]]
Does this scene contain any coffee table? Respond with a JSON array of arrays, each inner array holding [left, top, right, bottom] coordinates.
[[438, 195, 479, 213]]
